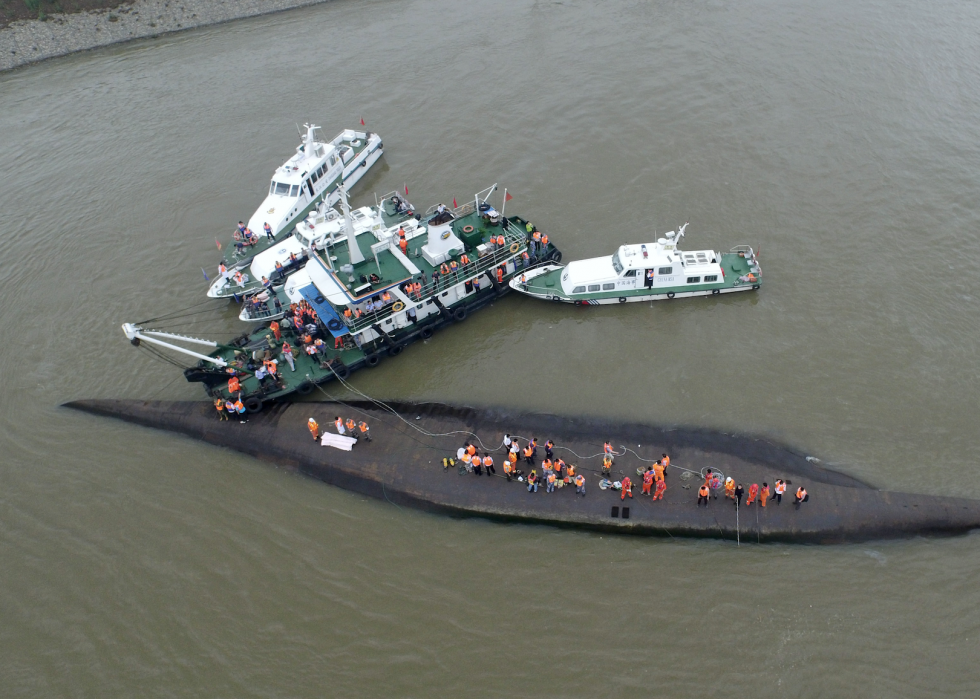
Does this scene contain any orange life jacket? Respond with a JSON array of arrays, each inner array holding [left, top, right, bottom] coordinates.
[[699, 486, 709, 497], [233, 400, 245, 411], [358, 422, 369, 433], [228, 376, 240, 393], [472, 456, 482, 468]]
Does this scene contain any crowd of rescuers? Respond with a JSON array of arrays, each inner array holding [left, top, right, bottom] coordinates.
[[305, 416, 372, 442], [439, 433, 812, 508], [213, 300, 338, 408]]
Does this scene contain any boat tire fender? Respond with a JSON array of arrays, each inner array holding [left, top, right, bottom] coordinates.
[[509, 242, 520, 253], [752, 284, 761, 290], [387, 344, 404, 357], [462, 225, 475, 233], [619, 297, 627, 303], [420, 327, 434, 340], [365, 353, 381, 368], [327, 318, 343, 331], [243, 396, 263, 413], [453, 307, 467, 322], [391, 300, 405, 312], [296, 381, 314, 395], [667, 292, 676, 299], [549, 249, 562, 263], [712, 289, 720, 295], [331, 362, 350, 380]]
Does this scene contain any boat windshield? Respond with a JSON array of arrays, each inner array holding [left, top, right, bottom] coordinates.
[[611, 251, 623, 274], [270, 181, 292, 196]]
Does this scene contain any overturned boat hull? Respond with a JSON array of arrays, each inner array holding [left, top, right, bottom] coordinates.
[[64, 399, 980, 544]]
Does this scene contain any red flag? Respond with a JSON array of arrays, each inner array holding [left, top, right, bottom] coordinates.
[[505, 192, 513, 202], [404, 184, 408, 196], [453, 197, 457, 208], [215, 237, 222, 250], [360, 117, 365, 126]]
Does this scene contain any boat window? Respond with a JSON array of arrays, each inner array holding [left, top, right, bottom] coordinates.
[[311, 171, 319, 184], [602, 283, 615, 290], [588, 284, 600, 292], [269, 181, 276, 195], [572, 286, 586, 293], [624, 269, 637, 277], [704, 275, 718, 282], [611, 252, 623, 274], [274, 182, 291, 196], [329, 155, 337, 167], [658, 266, 672, 275], [290, 185, 299, 197], [687, 276, 700, 284]]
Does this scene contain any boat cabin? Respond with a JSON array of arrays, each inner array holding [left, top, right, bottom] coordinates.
[[246, 124, 361, 239], [559, 225, 723, 296]]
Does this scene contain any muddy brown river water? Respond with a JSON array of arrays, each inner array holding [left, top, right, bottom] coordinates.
[[2, 0, 980, 695]]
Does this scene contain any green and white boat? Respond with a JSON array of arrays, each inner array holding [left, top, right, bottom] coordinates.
[[508, 223, 761, 305], [122, 185, 560, 412]]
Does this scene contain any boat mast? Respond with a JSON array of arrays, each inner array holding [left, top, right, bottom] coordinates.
[[339, 184, 366, 265]]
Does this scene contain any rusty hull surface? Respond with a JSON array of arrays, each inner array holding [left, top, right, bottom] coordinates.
[[64, 399, 980, 544]]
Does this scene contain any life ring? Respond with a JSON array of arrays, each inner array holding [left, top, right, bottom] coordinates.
[[509, 242, 520, 253], [549, 249, 562, 263], [243, 396, 263, 413], [327, 318, 343, 331], [296, 381, 314, 395], [365, 353, 381, 367], [711, 289, 720, 295], [387, 344, 404, 357], [233, 231, 242, 241], [462, 225, 474, 233], [453, 307, 467, 322], [392, 300, 405, 312], [667, 292, 676, 299], [420, 327, 434, 340]]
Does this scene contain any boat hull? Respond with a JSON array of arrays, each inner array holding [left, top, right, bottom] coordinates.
[[63, 399, 980, 545]]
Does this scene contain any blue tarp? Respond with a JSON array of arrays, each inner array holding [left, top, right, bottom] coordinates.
[[299, 284, 349, 338]]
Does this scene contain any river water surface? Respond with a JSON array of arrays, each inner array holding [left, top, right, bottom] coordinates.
[[2, 0, 980, 696]]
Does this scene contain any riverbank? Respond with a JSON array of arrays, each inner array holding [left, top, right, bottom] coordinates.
[[0, 0, 332, 72]]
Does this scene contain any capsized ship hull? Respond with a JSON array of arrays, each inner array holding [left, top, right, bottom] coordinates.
[[64, 399, 980, 544]]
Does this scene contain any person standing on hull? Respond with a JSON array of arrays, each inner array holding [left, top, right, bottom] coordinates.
[[775, 479, 786, 505], [734, 483, 745, 507], [308, 418, 319, 442], [795, 486, 809, 506]]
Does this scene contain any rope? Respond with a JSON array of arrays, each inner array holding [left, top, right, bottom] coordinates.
[[136, 299, 220, 325]]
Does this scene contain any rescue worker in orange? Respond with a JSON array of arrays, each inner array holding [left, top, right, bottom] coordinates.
[[794, 486, 808, 505], [483, 453, 495, 475], [774, 479, 786, 505], [760, 482, 770, 507], [747, 483, 759, 506], [621, 476, 633, 500], [724, 477, 736, 500], [653, 460, 665, 482], [564, 463, 575, 485], [602, 455, 613, 477], [653, 478, 666, 501], [503, 458, 514, 481], [345, 418, 357, 440], [524, 444, 535, 467], [308, 418, 319, 441], [574, 474, 586, 496], [214, 397, 228, 421], [335, 416, 345, 435], [269, 321, 281, 341], [697, 483, 710, 507], [642, 468, 655, 496], [358, 420, 371, 442], [604, 441, 615, 461], [661, 453, 670, 476], [471, 454, 483, 476]]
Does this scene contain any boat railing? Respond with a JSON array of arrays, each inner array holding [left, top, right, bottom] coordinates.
[[730, 245, 755, 256], [340, 228, 528, 335]]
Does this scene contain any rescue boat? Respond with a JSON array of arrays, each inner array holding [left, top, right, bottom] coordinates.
[[123, 185, 560, 412], [508, 223, 761, 305], [207, 192, 415, 301], [218, 124, 384, 268]]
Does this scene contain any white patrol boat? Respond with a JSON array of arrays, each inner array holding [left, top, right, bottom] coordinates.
[[219, 124, 384, 265], [509, 223, 761, 305]]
